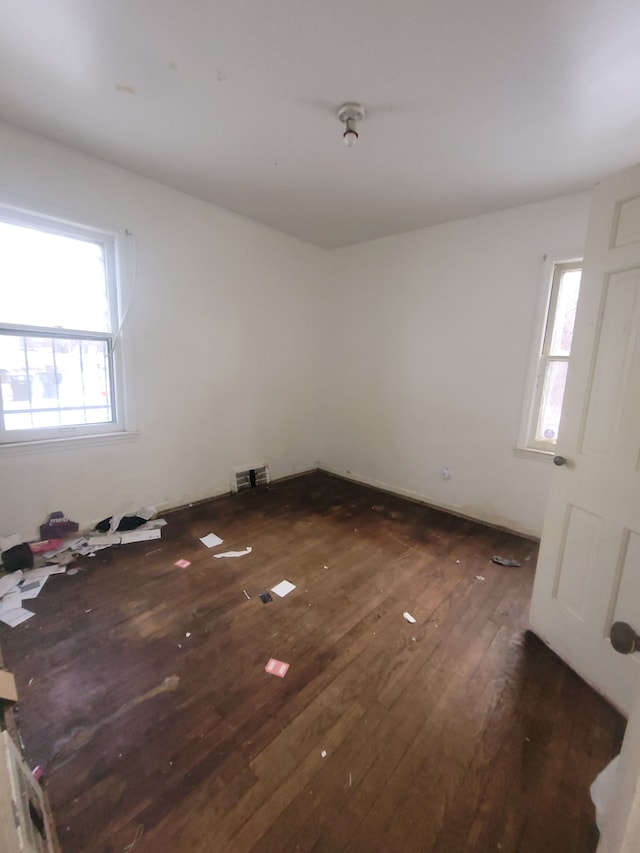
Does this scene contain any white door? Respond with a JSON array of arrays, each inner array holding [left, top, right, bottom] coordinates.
[[529, 162, 640, 716]]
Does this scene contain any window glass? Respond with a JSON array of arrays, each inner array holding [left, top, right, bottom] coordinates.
[[518, 259, 582, 453], [0, 335, 112, 431], [0, 207, 122, 442], [549, 268, 580, 357], [535, 360, 568, 444], [0, 222, 111, 333]]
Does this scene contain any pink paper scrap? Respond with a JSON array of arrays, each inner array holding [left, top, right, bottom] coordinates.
[[174, 559, 191, 569], [265, 658, 289, 678]]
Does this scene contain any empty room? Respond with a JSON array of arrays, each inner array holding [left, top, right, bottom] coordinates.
[[1, 2, 640, 852]]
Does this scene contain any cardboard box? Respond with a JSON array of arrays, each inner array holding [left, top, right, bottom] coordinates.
[[0, 671, 18, 704]]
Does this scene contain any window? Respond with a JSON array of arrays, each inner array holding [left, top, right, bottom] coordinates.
[[519, 259, 582, 454], [0, 206, 125, 443]]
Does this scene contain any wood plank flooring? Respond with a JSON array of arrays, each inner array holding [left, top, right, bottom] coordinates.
[[0, 471, 625, 852]]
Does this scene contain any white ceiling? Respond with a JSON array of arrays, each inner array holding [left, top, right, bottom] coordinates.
[[1, 1, 640, 248]]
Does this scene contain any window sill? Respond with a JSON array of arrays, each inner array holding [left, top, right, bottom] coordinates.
[[0, 430, 140, 457], [513, 446, 555, 462]]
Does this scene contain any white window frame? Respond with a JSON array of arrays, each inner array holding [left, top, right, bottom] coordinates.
[[0, 204, 129, 446], [516, 254, 582, 458]]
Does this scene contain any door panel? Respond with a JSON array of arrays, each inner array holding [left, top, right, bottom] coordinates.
[[613, 194, 640, 247], [581, 268, 640, 458], [530, 164, 640, 716], [612, 531, 640, 626], [554, 504, 601, 618]]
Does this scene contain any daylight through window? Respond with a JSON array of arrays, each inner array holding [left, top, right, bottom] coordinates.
[[0, 208, 122, 442], [528, 261, 582, 451]]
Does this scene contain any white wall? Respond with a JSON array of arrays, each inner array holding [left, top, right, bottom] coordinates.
[[318, 194, 591, 537], [0, 123, 325, 538], [0, 122, 594, 541]]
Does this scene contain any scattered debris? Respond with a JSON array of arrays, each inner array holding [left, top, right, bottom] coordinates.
[[95, 515, 146, 534], [40, 511, 79, 539], [271, 580, 296, 598], [349, 773, 352, 787], [265, 658, 289, 678], [47, 552, 76, 566], [0, 669, 18, 703], [29, 538, 64, 554], [0, 534, 21, 553], [214, 547, 252, 558], [475, 575, 486, 581], [95, 506, 159, 535], [144, 548, 162, 556], [86, 534, 120, 548], [0, 571, 23, 597], [174, 559, 191, 569], [119, 529, 162, 545], [137, 506, 158, 522], [123, 823, 145, 851], [321, 750, 327, 758], [403, 612, 416, 623], [1, 542, 33, 572], [200, 533, 223, 548], [492, 556, 522, 567], [87, 528, 162, 547], [259, 592, 273, 604], [24, 566, 65, 580], [32, 765, 44, 782], [0, 606, 34, 627], [185, 632, 191, 638], [243, 589, 251, 600], [0, 513, 170, 631], [1, 590, 21, 612], [17, 577, 48, 600]]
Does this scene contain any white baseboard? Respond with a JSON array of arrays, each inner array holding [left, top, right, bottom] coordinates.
[[316, 463, 539, 540]]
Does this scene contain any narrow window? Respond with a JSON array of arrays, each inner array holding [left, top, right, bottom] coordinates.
[[524, 261, 582, 452], [0, 207, 124, 443]]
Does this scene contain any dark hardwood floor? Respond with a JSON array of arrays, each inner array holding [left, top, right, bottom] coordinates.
[[0, 472, 624, 852]]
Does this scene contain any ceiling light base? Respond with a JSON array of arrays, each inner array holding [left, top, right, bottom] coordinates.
[[338, 103, 366, 147], [338, 103, 366, 125]]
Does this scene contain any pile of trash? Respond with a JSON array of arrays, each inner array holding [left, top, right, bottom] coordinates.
[[0, 508, 167, 628]]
